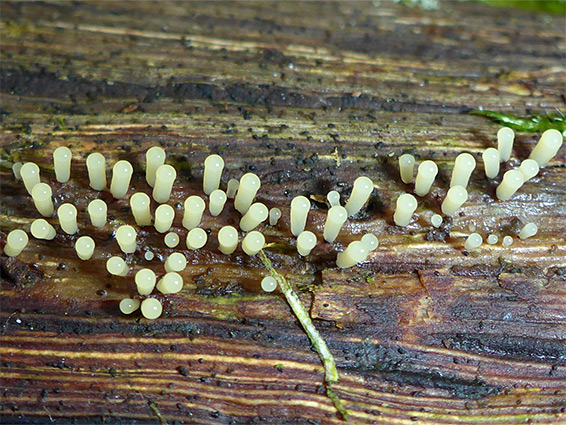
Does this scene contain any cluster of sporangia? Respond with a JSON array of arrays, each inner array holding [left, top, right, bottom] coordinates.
[[4, 128, 563, 319]]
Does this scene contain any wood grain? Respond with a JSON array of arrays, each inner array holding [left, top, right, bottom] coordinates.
[[1, 1, 565, 424]]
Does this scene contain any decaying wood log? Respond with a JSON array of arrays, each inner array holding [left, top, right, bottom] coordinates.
[[1, 1, 565, 424]]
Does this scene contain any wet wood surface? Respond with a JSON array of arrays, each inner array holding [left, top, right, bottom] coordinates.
[[1, 1, 565, 424]]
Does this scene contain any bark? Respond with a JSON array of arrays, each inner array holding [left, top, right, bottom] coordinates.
[[1, 1, 565, 424]]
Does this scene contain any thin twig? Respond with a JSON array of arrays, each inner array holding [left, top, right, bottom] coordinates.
[[259, 250, 349, 420], [148, 401, 168, 425]]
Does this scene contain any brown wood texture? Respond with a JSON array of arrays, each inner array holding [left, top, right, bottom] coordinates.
[[1, 1, 565, 424]]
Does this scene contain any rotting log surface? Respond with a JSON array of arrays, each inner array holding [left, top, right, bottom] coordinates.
[[1, 1, 565, 424]]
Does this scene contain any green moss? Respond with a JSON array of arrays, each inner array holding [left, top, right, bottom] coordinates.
[[471, 110, 566, 133], [480, 0, 566, 15], [1, 21, 34, 38], [396, 0, 566, 15], [205, 293, 258, 304], [363, 273, 376, 284], [393, 0, 439, 11]]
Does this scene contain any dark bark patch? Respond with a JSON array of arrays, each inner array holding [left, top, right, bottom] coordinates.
[[0, 256, 45, 288], [0, 68, 469, 115], [442, 333, 566, 365], [341, 340, 501, 399]]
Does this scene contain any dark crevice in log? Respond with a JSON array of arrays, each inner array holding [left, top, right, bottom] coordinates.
[[440, 333, 566, 365], [0, 68, 470, 114], [0, 255, 46, 289]]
